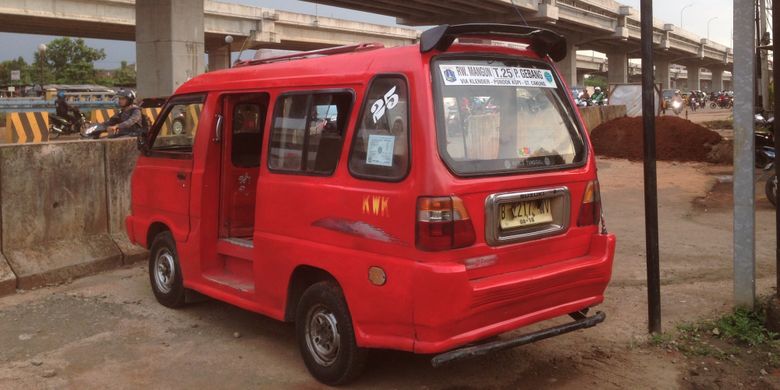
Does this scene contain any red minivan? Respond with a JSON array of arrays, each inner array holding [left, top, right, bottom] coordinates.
[[126, 24, 615, 385]]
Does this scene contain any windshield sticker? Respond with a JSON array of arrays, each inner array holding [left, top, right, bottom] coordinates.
[[366, 134, 395, 167], [371, 86, 399, 123], [439, 64, 557, 88]]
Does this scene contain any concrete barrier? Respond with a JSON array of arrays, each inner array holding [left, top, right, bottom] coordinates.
[[0, 141, 122, 289], [578, 105, 628, 133], [105, 139, 147, 263], [3, 112, 50, 143], [0, 256, 15, 297]]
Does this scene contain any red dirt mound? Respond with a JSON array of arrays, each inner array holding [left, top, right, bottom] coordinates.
[[590, 116, 724, 162]]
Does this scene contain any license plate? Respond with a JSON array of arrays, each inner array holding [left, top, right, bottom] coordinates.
[[499, 199, 553, 230]]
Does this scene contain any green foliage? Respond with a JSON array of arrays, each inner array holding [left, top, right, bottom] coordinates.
[[33, 37, 106, 84], [715, 307, 778, 347], [584, 74, 608, 89], [96, 61, 136, 87], [0, 56, 34, 85]]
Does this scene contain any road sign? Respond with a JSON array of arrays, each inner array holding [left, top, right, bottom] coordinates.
[[7, 86, 15, 92], [10, 70, 20, 81]]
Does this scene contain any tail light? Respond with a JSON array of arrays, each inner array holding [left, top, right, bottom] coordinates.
[[416, 196, 476, 251], [577, 180, 602, 227]]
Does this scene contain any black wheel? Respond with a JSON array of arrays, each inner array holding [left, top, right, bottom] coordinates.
[[766, 175, 777, 208], [149, 231, 186, 308], [295, 281, 367, 386]]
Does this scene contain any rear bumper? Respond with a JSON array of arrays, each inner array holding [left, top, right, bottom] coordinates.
[[411, 233, 615, 354]]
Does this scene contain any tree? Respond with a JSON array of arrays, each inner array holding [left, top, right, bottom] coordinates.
[[0, 57, 34, 85], [584, 74, 608, 89], [33, 37, 106, 84]]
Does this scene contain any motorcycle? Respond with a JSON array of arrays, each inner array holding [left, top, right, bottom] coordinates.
[[49, 111, 89, 139], [710, 95, 733, 109], [82, 123, 107, 139], [689, 96, 699, 112], [669, 99, 683, 115]]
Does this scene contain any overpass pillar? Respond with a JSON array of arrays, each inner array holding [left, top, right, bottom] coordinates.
[[710, 66, 725, 92], [136, 0, 205, 98], [686, 64, 701, 91], [556, 40, 578, 87], [606, 51, 628, 85], [654, 59, 671, 90], [208, 47, 231, 71]]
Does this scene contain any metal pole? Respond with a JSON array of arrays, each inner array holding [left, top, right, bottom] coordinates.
[[773, 0, 780, 298], [641, 0, 661, 334], [760, 0, 770, 110], [734, 0, 757, 309]]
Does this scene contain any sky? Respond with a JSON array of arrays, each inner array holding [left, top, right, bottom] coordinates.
[[0, 0, 735, 69]]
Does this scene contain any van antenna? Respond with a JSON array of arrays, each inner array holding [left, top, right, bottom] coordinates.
[[235, 29, 255, 64], [510, 0, 530, 26]]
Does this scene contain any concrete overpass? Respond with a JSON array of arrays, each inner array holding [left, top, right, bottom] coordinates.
[[577, 55, 733, 90], [0, 0, 735, 97], [0, 0, 419, 97], [304, 0, 734, 91]]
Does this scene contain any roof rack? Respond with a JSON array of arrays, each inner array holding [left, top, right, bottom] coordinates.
[[233, 43, 385, 67]]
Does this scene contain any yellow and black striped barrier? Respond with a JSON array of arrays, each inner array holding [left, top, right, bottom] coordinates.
[[90, 109, 117, 124], [3, 112, 49, 143]]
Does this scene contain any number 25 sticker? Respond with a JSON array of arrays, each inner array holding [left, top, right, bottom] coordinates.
[[371, 86, 399, 124]]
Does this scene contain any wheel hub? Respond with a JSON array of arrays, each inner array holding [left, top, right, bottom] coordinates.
[[305, 305, 340, 366], [154, 250, 175, 294]]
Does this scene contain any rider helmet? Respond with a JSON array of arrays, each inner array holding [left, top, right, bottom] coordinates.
[[116, 89, 136, 105]]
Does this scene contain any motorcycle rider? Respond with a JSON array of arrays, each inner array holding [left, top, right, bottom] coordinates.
[[103, 89, 144, 138], [590, 86, 606, 106], [54, 90, 81, 128]]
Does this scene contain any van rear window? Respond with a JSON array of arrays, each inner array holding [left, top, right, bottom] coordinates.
[[433, 58, 586, 176]]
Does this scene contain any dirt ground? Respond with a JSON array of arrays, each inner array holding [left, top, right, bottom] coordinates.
[[4, 106, 777, 389], [2, 153, 778, 389]]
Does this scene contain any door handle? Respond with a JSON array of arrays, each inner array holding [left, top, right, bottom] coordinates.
[[176, 172, 187, 181]]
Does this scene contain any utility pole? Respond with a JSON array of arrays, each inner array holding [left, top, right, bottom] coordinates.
[[641, 0, 661, 334], [734, 0, 757, 309]]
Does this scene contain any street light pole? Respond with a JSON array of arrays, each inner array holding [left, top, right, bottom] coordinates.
[[707, 17, 719, 40], [224, 35, 234, 69], [37, 43, 46, 96], [680, 2, 693, 30]]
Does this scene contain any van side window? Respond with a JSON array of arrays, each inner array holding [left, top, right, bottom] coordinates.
[[348, 76, 410, 181], [268, 91, 352, 175], [151, 95, 205, 153]]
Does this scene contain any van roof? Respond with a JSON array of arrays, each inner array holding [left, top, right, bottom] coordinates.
[[176, 24, 567, 95]]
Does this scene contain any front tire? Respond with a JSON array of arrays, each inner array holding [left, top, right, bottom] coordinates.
[[767, 175, 777, 208], [296, 281, 367, 386], [149, 231, 186, 308]]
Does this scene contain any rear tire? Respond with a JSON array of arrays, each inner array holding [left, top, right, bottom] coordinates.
[[767, 175, 777, 208], [149, 231, 186, 308], [295, 281, 367, 386]]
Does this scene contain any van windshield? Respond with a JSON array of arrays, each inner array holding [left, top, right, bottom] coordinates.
[[433, 58, 586, 176]]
